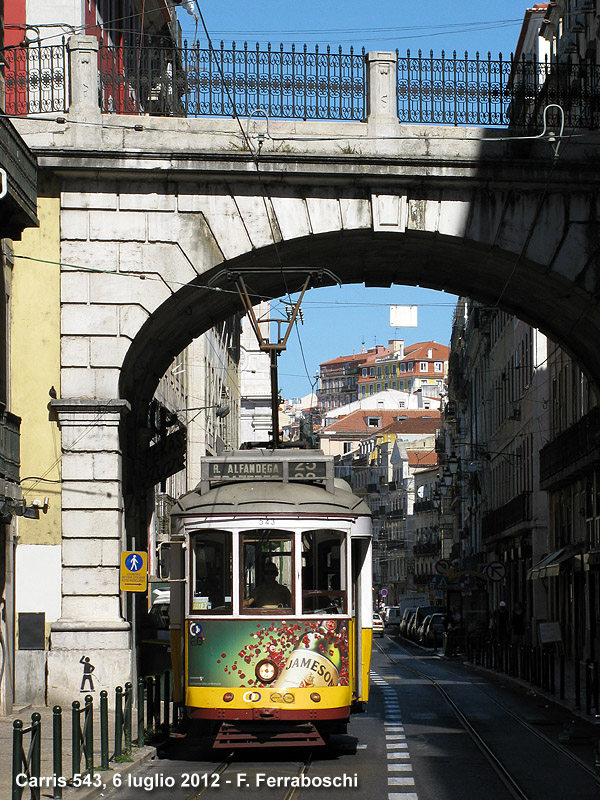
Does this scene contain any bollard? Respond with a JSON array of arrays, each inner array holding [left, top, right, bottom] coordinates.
[[114, 686, 123, 759], [124, 682, 132, 754], [31, 713, 41, 800], [53, 706, 63, 800], [12, 719, 23, 800], [163, 672, 171, 732], [146, 676, 153, 733], [84, 695, 94, 777], [100, 691, 109, 770], [137, 678, 145, 746], [72, 701, 81, 778]]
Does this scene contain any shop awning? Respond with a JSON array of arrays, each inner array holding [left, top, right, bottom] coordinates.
[[527, 547, 580, 580]]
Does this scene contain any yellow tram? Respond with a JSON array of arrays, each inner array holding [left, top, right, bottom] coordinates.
[[168, 450, 373, 748]]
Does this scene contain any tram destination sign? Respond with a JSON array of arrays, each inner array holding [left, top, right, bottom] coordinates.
[[204, 455, 332, 488], [207, 459, 328, 481]]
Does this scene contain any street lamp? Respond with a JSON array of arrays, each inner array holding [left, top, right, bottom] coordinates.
[[447, 453, 459, 474]]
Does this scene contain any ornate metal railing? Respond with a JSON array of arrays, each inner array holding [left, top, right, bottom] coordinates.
[[4, 39, 600, 129], [397, 49, 600, 128], [3, 41, 68, 115], [98, 41, 366, 120]]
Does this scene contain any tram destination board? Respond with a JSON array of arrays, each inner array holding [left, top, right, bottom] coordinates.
[[204, 453, 332, 486]]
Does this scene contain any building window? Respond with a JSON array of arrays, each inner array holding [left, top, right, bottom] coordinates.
[[399, 380, 405, 390], [392, 381, 397, 389], [370, 367, 375, 377], [407, 362, 414, 371], [362, 368, 367, 377], [400, 363, 406, 373], [367, 417, 381, 427], [420, 362, 428, 372], [377, 366, 382, 378], [434, 361, 443, 372]]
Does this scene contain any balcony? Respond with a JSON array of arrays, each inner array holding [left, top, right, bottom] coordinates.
[[482, 492, 531, 540], [539, 406, 600, 488], [414, 541, 440, 556], [0, 411, 21, 483], [0, 118, 38, 238]]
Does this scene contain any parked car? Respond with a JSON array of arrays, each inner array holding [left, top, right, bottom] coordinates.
[[408, 605, 440, 641], [399, 607, 417, 638], [373, 612, 385, 638], [385, 606, 403, 631], [419, 613, 446, 646]]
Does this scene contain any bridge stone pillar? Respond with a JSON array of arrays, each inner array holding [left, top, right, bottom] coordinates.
[[66, 35, 101, 146], [46, 399, 131, 708], [366, 51, 399, 136]]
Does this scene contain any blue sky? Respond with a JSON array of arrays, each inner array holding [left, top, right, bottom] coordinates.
[[177, 2, 532, 398]]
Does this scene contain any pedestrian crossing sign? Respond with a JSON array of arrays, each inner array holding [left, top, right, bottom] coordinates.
[[120, 551, 148, 592]]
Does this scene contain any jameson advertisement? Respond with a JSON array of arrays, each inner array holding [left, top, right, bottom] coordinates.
[[188, 619, 349, 689]]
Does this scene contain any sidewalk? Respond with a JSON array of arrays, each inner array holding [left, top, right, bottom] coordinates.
[[0, 703, 159, 800]]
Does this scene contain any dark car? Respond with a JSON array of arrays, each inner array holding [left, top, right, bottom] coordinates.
[[420, 613, 446, 646], [408, 605, 440, 641], [399, 607, 417, 638]]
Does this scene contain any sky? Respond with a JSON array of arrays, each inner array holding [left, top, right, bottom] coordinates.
[[177, 1, 534, 399]]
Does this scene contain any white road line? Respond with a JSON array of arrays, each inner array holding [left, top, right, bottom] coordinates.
[[371, 671, 419, 800]]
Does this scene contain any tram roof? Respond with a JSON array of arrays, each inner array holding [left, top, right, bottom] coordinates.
[[171, 478, 371, 517]]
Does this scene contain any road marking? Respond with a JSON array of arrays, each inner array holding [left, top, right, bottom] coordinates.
[[372, 670, 420, 800]]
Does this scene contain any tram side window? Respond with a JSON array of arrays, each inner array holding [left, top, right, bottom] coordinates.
[[242, 532, 293, 611], [190, 530, 232, 613], [302, 530, 346, 614]]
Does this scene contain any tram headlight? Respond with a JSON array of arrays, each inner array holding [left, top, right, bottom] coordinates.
[[310, 692, 321, 703], [255, 659, 278, 684], [223, 692, 234, 702]]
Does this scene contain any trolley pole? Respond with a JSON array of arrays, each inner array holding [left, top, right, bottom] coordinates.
[[270, 351, 280, 448]]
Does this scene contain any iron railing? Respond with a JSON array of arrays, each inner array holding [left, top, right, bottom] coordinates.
[[5, 39, 600, 128], [397, 49, 600, 128], [11, 672, 177, 800], [3, 41, 68, 115], [98, 41, 366, 120]]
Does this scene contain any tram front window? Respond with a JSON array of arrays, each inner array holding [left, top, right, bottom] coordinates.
[[242, 532, 293, 610], [302, 530, 346, 614], [190, 530, 232, 613]]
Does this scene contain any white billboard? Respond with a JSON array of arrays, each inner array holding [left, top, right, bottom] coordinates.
[[390, 305, 418, 327]]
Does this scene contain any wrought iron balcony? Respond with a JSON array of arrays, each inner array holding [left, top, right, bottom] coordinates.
[[482, 491, 531, 539], [0, 411, 21, 484], [539, 406, 600, 487]]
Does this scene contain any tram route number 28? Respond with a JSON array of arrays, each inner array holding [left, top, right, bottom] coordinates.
[[289, 461, 326, 479]]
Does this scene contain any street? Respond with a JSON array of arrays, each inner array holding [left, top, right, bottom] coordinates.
[[98, 637, 600, 800]]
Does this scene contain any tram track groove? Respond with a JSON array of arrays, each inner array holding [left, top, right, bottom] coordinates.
[[374, 638, 600, 800], [184, 752, 234, 800]]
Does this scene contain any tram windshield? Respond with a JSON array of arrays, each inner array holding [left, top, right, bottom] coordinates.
[[190, 530, 232, 612], [242, 532, 293, 610], [302, 530, 346, 614]]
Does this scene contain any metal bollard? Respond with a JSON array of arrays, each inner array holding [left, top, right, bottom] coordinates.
[[72, 701, 81, 778], [84, 695, 94, 777], [114, 686, 123, 759], [137, 678, 145, 746], [100, 691, 109, 770], [163, 672, 171, 732], [53, 706, 63, 799], [12, 719, 23, 800], [124, 682, 132, 754]]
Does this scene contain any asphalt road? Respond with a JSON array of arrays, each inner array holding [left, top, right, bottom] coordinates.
[[97, 637, 600, 800]]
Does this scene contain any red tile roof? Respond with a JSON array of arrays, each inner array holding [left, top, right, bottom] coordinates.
[[322, 408, 440, 435], [407, 449, 439, 468]]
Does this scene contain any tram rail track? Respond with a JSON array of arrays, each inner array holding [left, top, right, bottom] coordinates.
[[182, 749, 314, 800], [376, 637, 600, 800]]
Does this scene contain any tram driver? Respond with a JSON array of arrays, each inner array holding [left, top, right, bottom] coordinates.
[[244, 561, 292, 608]]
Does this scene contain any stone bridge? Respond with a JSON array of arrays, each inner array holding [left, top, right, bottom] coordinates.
[[12, 36, 600, 703]]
